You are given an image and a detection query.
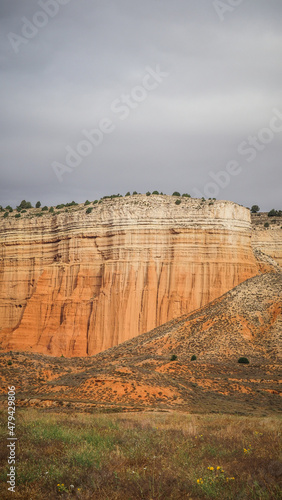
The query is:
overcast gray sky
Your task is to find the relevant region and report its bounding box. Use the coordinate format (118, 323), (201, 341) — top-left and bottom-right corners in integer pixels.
(1, 0), (281, 210)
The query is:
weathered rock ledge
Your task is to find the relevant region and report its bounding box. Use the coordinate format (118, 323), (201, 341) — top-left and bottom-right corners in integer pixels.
(0, 196), (260, 356)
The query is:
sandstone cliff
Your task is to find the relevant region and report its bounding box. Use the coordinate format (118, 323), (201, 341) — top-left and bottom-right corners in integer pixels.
(0, 196), (259, 356)
(251, 213), (282, 267)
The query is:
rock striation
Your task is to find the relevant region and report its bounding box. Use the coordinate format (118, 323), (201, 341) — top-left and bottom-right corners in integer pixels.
(251, 214), (282, 268)
(0, 196), (259, 356)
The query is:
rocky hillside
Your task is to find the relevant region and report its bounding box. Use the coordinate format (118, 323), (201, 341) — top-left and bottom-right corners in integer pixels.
(0, 195), (259, 357)
(0, 251), (280, 414)
(251, 212), (282, 267)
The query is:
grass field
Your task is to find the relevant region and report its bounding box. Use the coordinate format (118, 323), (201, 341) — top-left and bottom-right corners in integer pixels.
(0, 409), (281, 499)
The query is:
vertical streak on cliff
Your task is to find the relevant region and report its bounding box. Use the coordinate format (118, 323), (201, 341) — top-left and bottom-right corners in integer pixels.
(86, 301), (93, 355)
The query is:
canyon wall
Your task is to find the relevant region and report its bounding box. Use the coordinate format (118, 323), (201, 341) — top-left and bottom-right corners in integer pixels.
(251, 214), (282, 267)
(0, 196), (259, 356)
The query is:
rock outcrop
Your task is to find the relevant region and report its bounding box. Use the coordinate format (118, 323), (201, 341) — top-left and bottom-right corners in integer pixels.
(0, 196), (259, 356)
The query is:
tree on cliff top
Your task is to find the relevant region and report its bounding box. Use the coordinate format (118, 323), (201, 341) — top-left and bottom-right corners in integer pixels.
(251, 205), (260, 213)
(17, 200), (33, 210)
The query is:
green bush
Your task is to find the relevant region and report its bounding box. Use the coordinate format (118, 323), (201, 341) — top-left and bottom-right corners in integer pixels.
(175, 199), (181, 205)
(49, 207), (54, 213)
(182, 193), (191, 198)
(36, 201), (41, 208)
(125, 192), (130, 196)
(65, 201), (78, 207)
(84, 200), (91, 205)
(268, 209), (282, 217)
(5, 206), (13, 212)
(132, 191), (138, 195)
(93, 200), (98, 204)
(41, 206), (48, 211)
(251, 205), (260, 213)
(238, 357), (249, 364)
(17, 200), (32, 210)
(15, 213), (21, 218)
(172, 191), (180, 196)
(3, 212), (9, 218)
(191, 355), (197, 361)
(264, 222), (269, 228)
(86, 207), (93, 214)
(152, 190), (159, 195)
(8, 360), (12, 366)
(201, 197), (205, 202)
(146, 191), (151, 196)
(170, 354), (177, 361)
(56, 204), (65, 209)
(21, 209), (27, 213)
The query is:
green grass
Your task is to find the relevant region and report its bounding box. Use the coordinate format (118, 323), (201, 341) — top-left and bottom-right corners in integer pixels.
(0, 410), (281, 499)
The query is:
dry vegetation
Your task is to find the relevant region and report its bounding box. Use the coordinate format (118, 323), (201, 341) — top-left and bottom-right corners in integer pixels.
(0, 409), (281, 499)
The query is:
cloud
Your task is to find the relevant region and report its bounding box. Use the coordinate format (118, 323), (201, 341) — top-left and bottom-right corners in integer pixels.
(0, 0), (281, 210)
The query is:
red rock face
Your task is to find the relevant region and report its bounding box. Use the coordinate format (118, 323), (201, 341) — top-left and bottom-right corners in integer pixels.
(0, 196), (259, 357)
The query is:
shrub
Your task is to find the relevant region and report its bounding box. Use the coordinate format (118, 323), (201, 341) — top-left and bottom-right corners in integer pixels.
(84, 200), (91, 205)
(86, 207), (93, 214)
(15, 213), (21, 218)
(41, 206), (48, 211)
(5, 206), (13, 212)
(172, 191), (180, 196)
(251, 205), (260, 213)
(21, 209), (27, 213)
(36, 201), (41, 208)
(65, 201), (78, 207)
(264, 222), (269, 228)
(182, 193), (191, 198)
(146, 191), (151, 196)
(201, 197), (205, 202)
(93, 200), (98, 204)
(3, 212), (9, 218)
(49, 207), (54, 213)
(175, 199), (181, 205)
(17, 200), (32, 210)
(0, 206), (3, 212)
(56, 204), (65, 209)
(132, 191), (138, 195)
(8, 360), (12, 366)
(267, 209), (282, 217)
(191, 355), (197, 361)
(238, 357), (249, 364)
(125, 192), (130, 196)
(170, 354), (177, 361)
(152, 190), (159, 195)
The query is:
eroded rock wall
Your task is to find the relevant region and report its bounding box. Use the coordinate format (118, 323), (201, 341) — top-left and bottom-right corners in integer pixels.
(0, 196), (259, 356)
